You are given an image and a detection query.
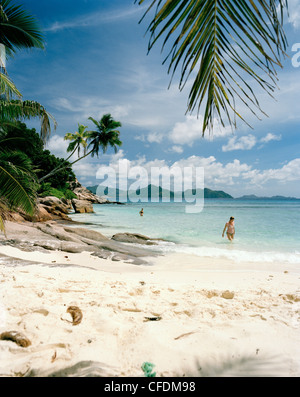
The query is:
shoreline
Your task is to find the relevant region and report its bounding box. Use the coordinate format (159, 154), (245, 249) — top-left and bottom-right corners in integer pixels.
(0, 220), (299, 377)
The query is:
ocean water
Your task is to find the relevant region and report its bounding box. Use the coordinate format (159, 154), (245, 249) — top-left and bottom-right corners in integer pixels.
(69, 199), (300, 265)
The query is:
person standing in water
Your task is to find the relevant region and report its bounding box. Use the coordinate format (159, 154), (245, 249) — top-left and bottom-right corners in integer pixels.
(222, 217), (235, 241)
(139, 208), (144, 216)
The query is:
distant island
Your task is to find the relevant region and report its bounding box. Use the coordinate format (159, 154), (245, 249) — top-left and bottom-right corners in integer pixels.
(87, 185), (300, 202)
(236, 194), (300, 201)
(87, 184), (233, 201)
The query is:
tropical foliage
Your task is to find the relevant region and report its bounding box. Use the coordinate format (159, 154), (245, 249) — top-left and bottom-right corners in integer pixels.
(0, 0), (56, 232)
(64, 124), (90, 159)
(0, 133), (37, 234)
(39, 114), (123, 183)
(2, 122), (76, 196)
(88, 114), (122, 157)
(0, 99), (57, 142)
(0, 0), (56, 142)
(135, 0), (288, 135)
(0, 0), (44, 56)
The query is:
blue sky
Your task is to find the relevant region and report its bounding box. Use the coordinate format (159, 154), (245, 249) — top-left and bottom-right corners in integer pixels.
(7, 0), (300, 198)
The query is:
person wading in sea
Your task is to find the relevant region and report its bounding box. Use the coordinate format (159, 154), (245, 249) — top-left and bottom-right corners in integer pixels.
(222, 217), (235, 241)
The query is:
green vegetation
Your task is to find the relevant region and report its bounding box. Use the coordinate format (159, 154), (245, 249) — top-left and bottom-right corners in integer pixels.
(0, 0), (54, 232)
(0, 0), (291, 232)
(86, 184), (233, 201)
(0, 129), (36, 234)
(0, 112), (123, 233)
(1, 122), (76, 200)
(136, 0), (288, 135)
(0, 0), (56, 141)
(39, 114), (122, 183)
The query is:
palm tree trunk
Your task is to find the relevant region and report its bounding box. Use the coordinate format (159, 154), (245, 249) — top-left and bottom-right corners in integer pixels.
(0, 44), (6, 72)
(38, 147), (77, 183)
(38, 149), (93, 183)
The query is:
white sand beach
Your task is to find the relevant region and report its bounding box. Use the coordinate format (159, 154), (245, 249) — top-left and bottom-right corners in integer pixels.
(0, 221), (299, 377)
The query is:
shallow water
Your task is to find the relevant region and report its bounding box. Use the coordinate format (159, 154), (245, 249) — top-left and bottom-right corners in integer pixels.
(69, 199), (300, 265)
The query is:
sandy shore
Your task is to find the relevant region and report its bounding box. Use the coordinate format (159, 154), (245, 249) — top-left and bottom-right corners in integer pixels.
(0, 221), (299, 377)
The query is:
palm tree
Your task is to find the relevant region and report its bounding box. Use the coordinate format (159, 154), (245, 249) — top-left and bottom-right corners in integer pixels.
(0, 143), (36, 235)
(64, 124), (90, 159)
(87, 114), (122, 157)
(135, 0), (288, 135)
(38, 124), (90, 183)
(0, 0), (56, 233)
(39, 114), (123, 183)
(0, 0), (56, 142)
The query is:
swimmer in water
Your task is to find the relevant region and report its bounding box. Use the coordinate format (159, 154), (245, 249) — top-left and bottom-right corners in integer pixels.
(222, 216), (235, 241)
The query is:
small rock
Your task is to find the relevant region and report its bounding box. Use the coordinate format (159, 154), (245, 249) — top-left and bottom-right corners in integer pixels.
(71, 199), (94, 214)
(221, 290), (235, 299)
(112, 232), (162, 245)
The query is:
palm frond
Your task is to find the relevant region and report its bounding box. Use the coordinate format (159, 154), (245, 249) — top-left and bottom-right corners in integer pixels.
(136, 0), (288, 135)
(0, 70), (21, 99)
(0, 99), (57, 142)
(87, 114), (122, 157)
(64, 124), (89, 156)
(0, 0), (44, 55)
(0, 149), (36, 217)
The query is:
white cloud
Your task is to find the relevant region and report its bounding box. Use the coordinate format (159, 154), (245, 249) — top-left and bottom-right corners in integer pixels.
(45, 5), (147, 32)
(50, 97), (130, 121)
(72, 162), (96, 178)
(97, 154), (252, 190)
(147, 132), (163, 144)
(260, 133), (282, 144)
(287, 0), (300, 29)
(169, 115), (232, 146)
(243, 158), (300, 186)
(72, 150), (300, 197)
(170, 146), (184, 154)
(222, 135), (257, 152)
(46, 134), (69, 158)
(222, 132), (282, 152)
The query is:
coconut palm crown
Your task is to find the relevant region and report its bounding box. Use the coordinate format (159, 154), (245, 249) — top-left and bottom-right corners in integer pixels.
(88, 114), (122, 157)
(136, 0), (288, 135)
(64, 124), (90, 159)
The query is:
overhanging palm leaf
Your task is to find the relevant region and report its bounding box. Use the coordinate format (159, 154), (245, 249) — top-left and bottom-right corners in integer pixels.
(0, 70), (21, 98)
(0, 0), (44, 56)
(0, 1), (55, 143)
(0, 98), (57, 142)
(136, 0), (288, 135)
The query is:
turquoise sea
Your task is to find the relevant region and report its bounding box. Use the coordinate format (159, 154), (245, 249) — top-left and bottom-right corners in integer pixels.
(69, 199), (300, 265)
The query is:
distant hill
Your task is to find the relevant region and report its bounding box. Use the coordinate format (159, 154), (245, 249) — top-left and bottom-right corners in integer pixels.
(204, 188), (233, 199)
(86, 184), (233, 201)
(236, 194), (300, 201)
